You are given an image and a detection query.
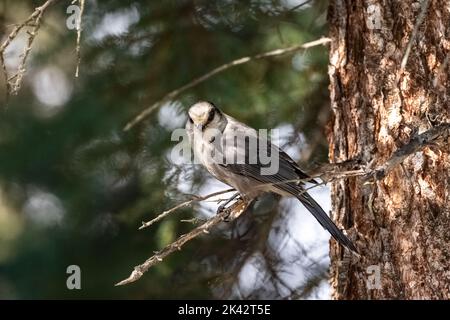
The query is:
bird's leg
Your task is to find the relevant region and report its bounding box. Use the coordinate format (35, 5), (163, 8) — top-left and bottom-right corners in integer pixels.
(217, 192), (241, 220)
(217, 192), (241, 213)
(222, 198), (253, 222)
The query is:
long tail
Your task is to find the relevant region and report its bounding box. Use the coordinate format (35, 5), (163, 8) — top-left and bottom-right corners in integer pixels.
(296, 191), (357, 253)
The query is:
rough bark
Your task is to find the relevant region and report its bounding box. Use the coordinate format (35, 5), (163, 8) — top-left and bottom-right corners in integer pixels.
(327, 0), (450, 299)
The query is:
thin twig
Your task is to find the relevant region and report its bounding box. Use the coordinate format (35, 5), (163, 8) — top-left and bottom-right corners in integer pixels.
(139, 188), (235, 230)
(399, 0), (429, 73)
(0, 0), (56, 53)
(288, 0), (313, 12)
(75, 0), (85, 78)
(180, 217), (205, 224)
(0, 0), (58, 96)
(138, 170), (361, 232)
(123, 37), (331, 131)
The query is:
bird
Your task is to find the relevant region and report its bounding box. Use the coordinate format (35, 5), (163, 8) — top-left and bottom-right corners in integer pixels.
(185, 101), (357, 252)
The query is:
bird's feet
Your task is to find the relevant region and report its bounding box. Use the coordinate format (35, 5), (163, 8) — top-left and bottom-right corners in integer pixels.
(216, 192), (241, 221)
(217, 202), (237, 222)
(219, 207), (232, 222)
(218, 197), (252, 222)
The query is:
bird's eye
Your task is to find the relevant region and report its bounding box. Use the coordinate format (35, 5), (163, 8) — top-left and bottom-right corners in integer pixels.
(188, 116), (194, 124)
(207, 109), (215, 122)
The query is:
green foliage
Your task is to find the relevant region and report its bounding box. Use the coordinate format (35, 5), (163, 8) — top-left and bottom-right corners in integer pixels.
(0, 0), (329, 299)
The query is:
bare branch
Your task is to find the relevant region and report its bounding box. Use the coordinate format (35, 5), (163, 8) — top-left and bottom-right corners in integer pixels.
(0, 0), (58, 96)
(287, 0), (313, 12)
(116, 199), (251, 286)
(0, 0), (57, 53)
(123, 37), (331, 131)
(75, 0), (85, 78)
(433, 52), (450, 88)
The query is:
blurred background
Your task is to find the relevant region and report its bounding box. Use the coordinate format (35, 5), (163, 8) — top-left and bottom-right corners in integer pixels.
(0, 0), (332, 299)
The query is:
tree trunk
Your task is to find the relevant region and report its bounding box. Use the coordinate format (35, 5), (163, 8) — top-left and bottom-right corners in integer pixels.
(327, 0), (450, 299)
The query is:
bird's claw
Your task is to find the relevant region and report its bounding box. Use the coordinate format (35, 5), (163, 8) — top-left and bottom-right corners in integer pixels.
(216, 193), (241, 222)
(217, 203), (226, 214)
(217, 205), (232, 222)
(222, 208), (232, 222)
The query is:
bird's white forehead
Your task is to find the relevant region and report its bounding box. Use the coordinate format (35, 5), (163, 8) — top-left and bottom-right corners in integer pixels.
(188, 102), (213, 119)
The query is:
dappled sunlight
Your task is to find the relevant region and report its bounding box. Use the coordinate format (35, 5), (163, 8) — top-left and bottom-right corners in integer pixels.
(90, 6), (140, 42)
(22, 187), (65, 227)
(31, 66), (73, 117)
(158, 101), (187, 131)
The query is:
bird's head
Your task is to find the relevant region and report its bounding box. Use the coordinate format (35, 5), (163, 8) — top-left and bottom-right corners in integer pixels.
(187, 101), (224, 131)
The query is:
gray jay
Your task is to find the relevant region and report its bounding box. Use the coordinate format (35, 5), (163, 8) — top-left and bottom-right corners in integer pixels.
(186, 101), (356, 252)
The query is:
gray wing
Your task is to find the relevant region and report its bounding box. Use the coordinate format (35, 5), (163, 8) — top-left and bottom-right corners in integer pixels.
(219, 131), (356, 252)
(219, 130), (317, 187)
